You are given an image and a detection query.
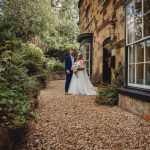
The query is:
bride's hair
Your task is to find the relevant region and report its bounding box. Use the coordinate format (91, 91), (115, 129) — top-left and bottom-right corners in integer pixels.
(77, 54), (83, 60)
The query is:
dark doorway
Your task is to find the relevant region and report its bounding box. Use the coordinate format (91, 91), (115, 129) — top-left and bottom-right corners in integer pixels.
(103, 38), (112, 83)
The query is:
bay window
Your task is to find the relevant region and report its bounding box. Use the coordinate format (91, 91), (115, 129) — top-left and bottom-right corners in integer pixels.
(80, 43), (91, 76)
(126, 0), (150, 89)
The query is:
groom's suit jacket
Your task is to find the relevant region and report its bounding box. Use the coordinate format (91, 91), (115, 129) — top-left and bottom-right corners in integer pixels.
(65, 55), (75, 71)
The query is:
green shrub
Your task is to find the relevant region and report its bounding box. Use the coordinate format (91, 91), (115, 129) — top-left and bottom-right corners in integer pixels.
(0, 86), (29, 128)
(96, 62), (124, 106)
(36, 74), (47, 89)
(96, 85), (118, 106)
(0, 40), (40, 129)
(52, 62), (65, 71)
(0, 72), (38, 128)
(47, 58), (64, 72)
(21, 42), (47, 76)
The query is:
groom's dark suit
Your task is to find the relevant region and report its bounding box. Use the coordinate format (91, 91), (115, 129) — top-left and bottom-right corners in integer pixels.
(65, 55), (75, 92)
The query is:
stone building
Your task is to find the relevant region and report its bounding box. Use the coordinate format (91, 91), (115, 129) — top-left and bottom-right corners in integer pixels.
(78, 0), (150, 116)
(78, 0), (125, 82)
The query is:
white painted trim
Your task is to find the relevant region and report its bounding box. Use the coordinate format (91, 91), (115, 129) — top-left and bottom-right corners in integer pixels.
(80, 43), (91, 76)
(128, 83), (150, 89)
(127, 36), (150, 46)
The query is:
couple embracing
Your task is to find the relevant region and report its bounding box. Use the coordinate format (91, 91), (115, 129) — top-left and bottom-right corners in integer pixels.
(64, 50), (97, 95)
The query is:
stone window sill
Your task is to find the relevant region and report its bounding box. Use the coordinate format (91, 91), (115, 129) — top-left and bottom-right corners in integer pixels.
(118, 86), (150, 102)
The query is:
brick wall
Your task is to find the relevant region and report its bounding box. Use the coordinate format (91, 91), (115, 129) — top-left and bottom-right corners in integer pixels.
(79, 0), (125, 82)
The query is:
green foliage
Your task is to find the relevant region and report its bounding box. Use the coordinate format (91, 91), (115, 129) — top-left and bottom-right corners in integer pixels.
(0, 86), (29, 128)
(46, 48), (68, 62)
(36, 74), (47, 89)
(47, 58), (64, 71)
(52, 62), (64, 72)
(0, 40), (40, 128)
(46, 46), (78, 62)
(113, 62), (124, 87)
(96, 85), (118, 106)
(0, 0), (79, 130)
(21, 42), (47, 75)
(1, 0), (56, 41)
(96, 63), (124, 106)
(0, 0), (79, 51)
(0, 74), (38, 128)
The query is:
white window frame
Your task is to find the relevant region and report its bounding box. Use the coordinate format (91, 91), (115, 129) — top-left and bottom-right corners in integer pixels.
(126, 0), (150, 89)
(80, 43), (91, 76)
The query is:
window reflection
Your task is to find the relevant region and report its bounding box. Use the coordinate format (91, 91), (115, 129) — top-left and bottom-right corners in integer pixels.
(145, 63), (150, 85)
(136, 42), (144, 63)
(127, 23), (135, 43)
(129, 64), (135, 83)
(80, 44), (91, 76)
(134, 0), (142, 41)
(144, 0), (150, 14)
(129, 45), (135, 63)
(136, 64), (144, 84)
(127, 2), (134, 24)
(146, 40), (150, 62)
(144, 12), (150, 37)
(86, 52), (89, 60)
(135, 0), (142, 17)
(86, 62), (89, 68)
(135, 17), (142, 40)
(86, 44), (90, 53)
(126, 0), (150, 88)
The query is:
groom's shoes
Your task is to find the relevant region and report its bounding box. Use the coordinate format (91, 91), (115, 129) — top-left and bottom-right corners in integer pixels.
(65, 92), (68, 95)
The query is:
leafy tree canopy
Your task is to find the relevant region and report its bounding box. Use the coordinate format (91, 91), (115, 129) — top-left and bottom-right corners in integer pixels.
(0, 0), (79, 51)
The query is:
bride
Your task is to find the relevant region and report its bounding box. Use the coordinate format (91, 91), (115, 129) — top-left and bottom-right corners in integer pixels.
(68, 52), (97, 95)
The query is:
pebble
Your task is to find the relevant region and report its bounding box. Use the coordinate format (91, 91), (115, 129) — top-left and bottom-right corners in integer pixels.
(15, 80), (150, 150)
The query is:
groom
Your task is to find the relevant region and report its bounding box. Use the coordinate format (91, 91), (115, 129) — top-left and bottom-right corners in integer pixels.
(64, 50), (75, 94)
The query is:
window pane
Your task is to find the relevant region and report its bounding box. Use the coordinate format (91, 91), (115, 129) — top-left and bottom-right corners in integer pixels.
(126, 2), (134, 24)
(135, 0), (142, 17)
(146, 40), (150, 62)
(134, 0), (142, 40)
(86, 44), (90, 53)
(134, 17), (142, 40)
(127, 23), (135, 43)
(129, 45), (135, 63)
(144, 12), (150, 37)
(86, 68), (90, 75)
(144, 0), (150, 14)
(80, 45), (84, 55)
(86, 52), (90, 60)
(136, 64), (144, 84)
(86, 61), (89, 68)
(145, 63), (150, 85)
(136, 42), (144, 62)
(129, 64), (135, 83)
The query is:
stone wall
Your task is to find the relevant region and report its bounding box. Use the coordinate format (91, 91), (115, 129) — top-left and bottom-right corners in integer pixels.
(79, 0), (125, 82)
(119, 94), (150, 117)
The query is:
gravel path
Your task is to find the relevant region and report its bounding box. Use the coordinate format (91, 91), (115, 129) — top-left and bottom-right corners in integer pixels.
(17, 80), (150, 150)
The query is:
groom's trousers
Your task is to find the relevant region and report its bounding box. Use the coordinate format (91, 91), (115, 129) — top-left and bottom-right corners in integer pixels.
(65, 71), (73, 92)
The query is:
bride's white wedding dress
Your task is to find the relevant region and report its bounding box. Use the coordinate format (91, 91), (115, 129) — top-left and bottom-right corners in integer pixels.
(68, 61), (97, 95)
